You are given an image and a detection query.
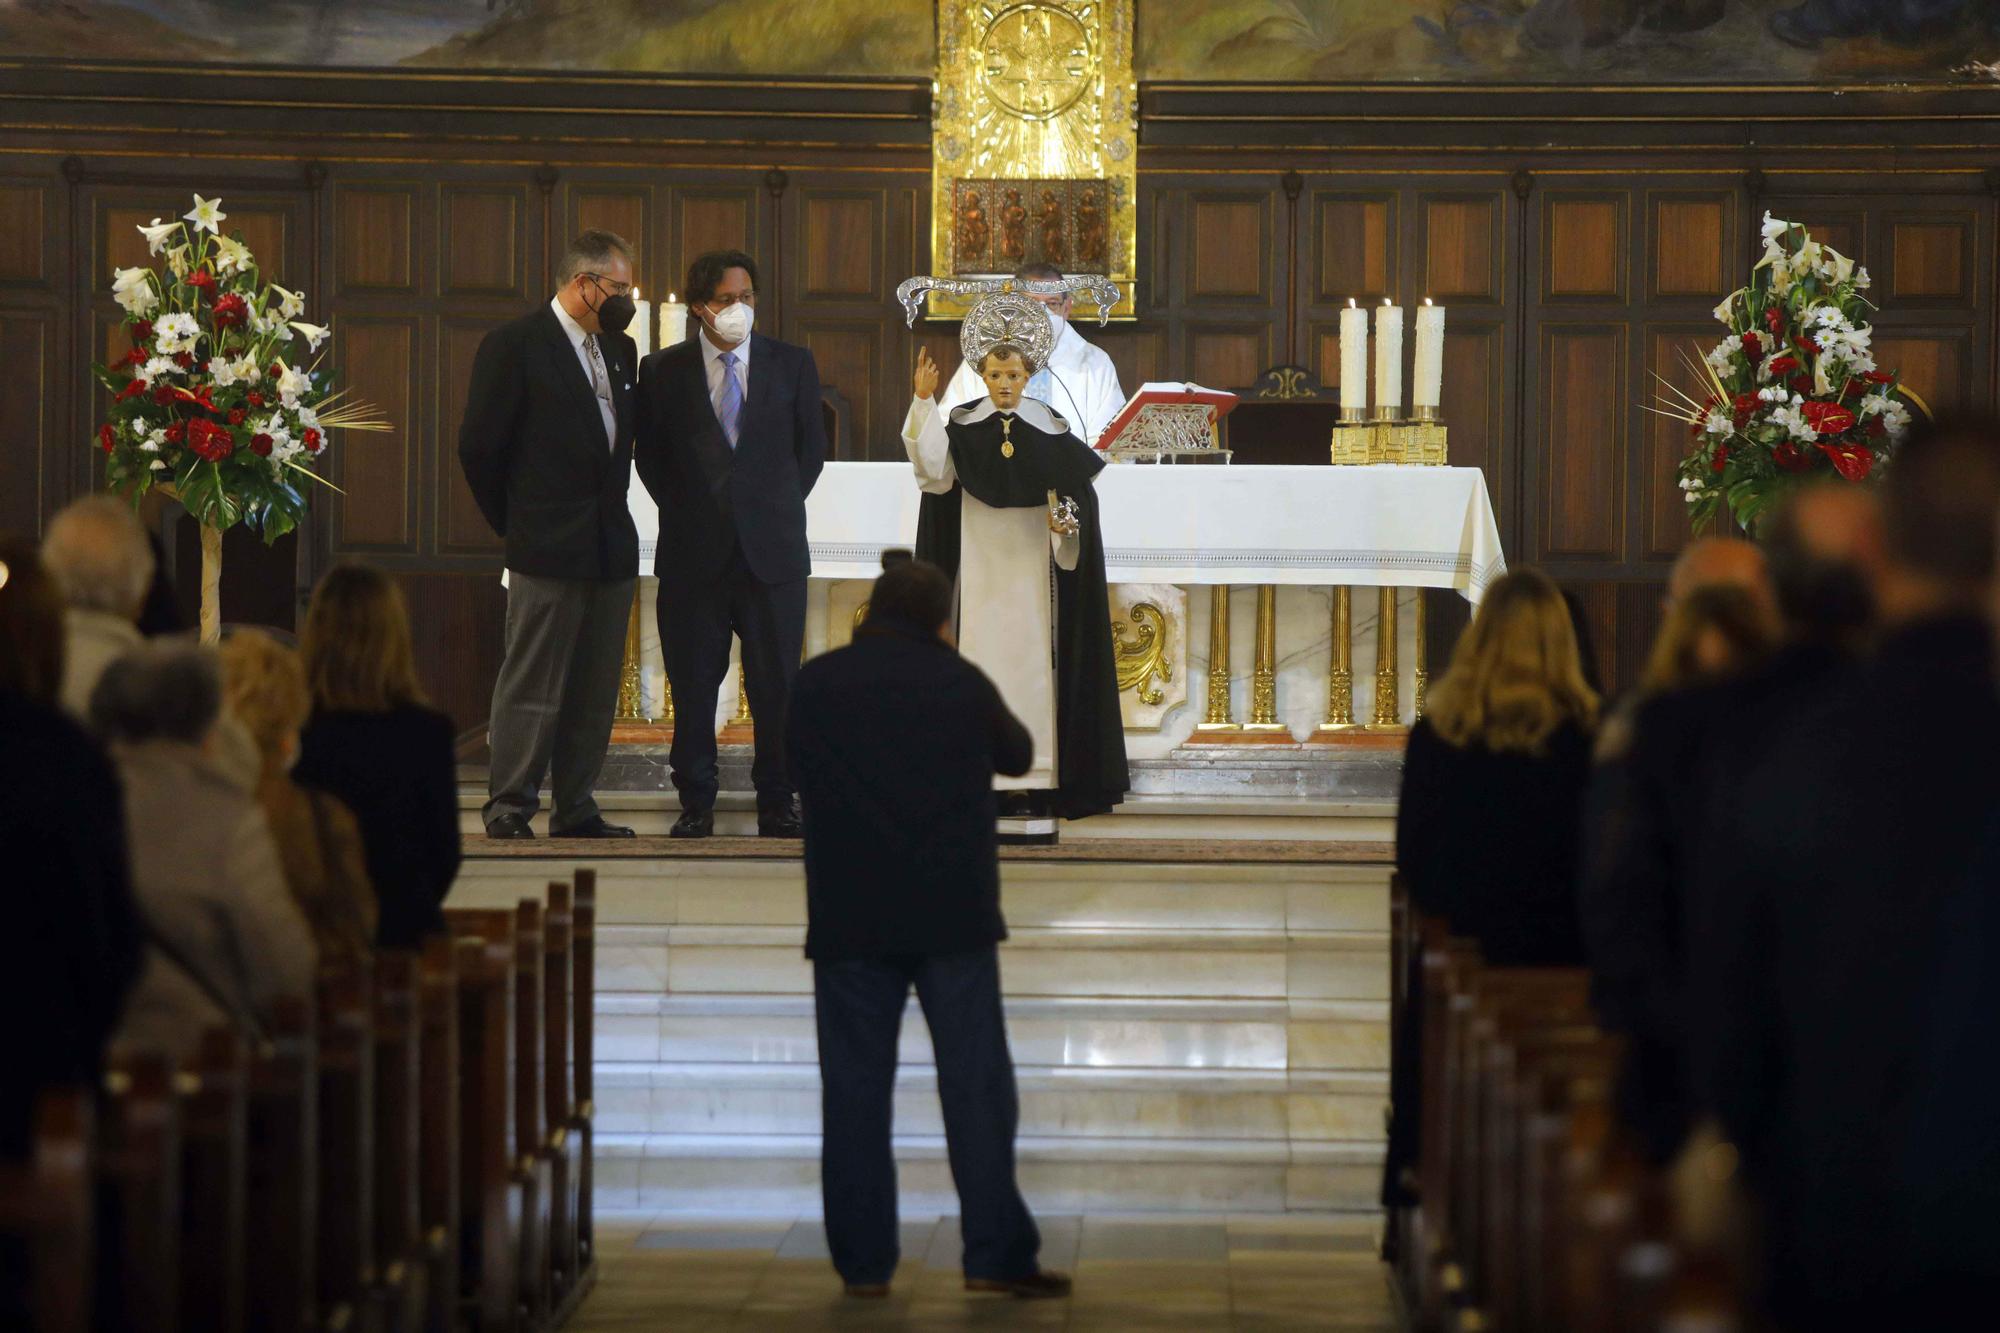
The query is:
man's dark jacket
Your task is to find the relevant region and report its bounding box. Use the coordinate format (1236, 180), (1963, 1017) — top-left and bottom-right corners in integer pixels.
(786, 617), (1033, 961)
(455, 304), (639, 581)
(633, 332), (827, 583)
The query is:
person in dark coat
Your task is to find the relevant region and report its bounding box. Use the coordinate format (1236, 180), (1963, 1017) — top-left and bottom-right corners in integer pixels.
(293, 563), (463, 950)
(785, 554), (1069, 1302)
(457, 228), (640, 841)
(635, 248), (827, 840)
(1695, 417), (2000, 1331)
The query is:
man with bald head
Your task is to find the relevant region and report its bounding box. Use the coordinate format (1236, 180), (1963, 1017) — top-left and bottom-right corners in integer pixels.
(1667, 534), (1776, 620)
(41, 495), (156, 718)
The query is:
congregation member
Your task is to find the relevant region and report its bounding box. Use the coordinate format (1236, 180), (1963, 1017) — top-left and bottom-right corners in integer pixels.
(294, 563), (462, 950)
(0, 542), (141, 1154)
(938, 261), (1127, 446)
(636, 248), (827, 839)
(93, 641), (315, 1061)
(1697, 417), (2000, 1330)
(219, 629), (376, 964)
(787, 554), (1070, 1301)
(459, 229), (641, 841)
(40, 494), (153, 718)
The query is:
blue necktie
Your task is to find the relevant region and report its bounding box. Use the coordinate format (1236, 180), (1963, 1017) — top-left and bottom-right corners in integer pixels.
(718, 350), (742, 447)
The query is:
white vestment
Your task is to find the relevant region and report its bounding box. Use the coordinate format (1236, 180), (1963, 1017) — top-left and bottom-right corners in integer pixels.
(902, 395), (1081, 791)
(940, 322), (1126, 448)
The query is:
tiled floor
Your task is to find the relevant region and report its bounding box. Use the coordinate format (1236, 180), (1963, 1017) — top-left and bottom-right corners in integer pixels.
(573, 1211), (1404, 1330)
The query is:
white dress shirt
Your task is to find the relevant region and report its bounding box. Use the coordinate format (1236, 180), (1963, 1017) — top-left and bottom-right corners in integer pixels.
(549, 295), (617, 448)
(698, 325), (751, 447)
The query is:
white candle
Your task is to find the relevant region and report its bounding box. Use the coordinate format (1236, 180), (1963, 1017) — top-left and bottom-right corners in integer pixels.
(660, 293), (688, 348)
(630, 287), (652, 360)
(1374, 299), (1404, 416)
(1413, 298), (1445, 411)
(1339, 298), (1368, 415)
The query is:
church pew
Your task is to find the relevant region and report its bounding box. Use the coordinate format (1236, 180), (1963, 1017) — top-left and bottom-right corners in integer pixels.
(416, 935), (462, 1333)
(444, 915), (523, 1333)
(95, 1054), (182, 1333)
(245, 995), (318, 1333)
(371, 951), (426, 1332)
(512, 899), (555, 1327)
(178, 1026), (249, 1333)
(316, 964), (378, 1333)
(542, 881), (582, 1304)
(570, 869), (598, 1277)
(0, 1087), (94, 1333)
(1413, 934), (1483, 1326)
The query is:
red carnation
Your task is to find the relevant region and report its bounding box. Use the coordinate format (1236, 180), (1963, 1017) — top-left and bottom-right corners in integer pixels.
(1741, 331), (1764, 363)
(151, 383), (176, 406)
(1802, 401), (1856, 435)
(227, 407), (246, 425)
(98, 423), (115, 453)
(249, 432), (274, 457)
(132, 320), (154, 341)
(1773, 441), (1811, 473)
(1817, 441), (1875, 482)
(1732, 391), (1759, 423)
(303, 427), (322, 453)
(1765, 307), (1786, 336)
(164, 421), (186, 444)
(1859, 370), (1894, 385)
(1790, 375), (1813, 395)
(173, 352), (195, 369)
(1768, 354), (1800, 376)
(246, 391), (264, 407)
(186, 268), (215, 292)
(115, 378), (148, 402)
(1867, 417), (1887, 439)
(1712, 445), (1729, 473)
(122, 346), (148, 368)
(212, 292), (248, 329)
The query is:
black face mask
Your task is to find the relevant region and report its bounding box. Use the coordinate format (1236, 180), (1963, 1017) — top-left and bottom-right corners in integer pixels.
(584, 276), (636, 334)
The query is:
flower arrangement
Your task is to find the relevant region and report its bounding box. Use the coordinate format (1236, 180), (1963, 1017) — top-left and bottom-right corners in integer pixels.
(1666, 213), (1912, 534)
(91, 193), (386, 640)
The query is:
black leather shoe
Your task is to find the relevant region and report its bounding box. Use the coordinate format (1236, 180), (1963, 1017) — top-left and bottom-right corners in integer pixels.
(669, 809), (714, 839)
(486, 813), (536, 840)
(758, 800), (803, 839)
(550, 815), (636, 839)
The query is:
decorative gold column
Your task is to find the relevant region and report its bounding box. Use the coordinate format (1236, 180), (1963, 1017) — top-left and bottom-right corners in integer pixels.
(732, 662), (752, 725)
(1316, 587), (1357, 732)
(615, 592), (648, 722)
(1194, 585), (1239, 733)
(718, 658), (754, 745)
(1246, 585), (1286, 731)
(1412, 589), (1429, 722)
(1369, 586), (1403, 729)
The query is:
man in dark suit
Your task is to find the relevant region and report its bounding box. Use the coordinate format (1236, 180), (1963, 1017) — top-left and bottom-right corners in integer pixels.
(1694, 417), (2000, 1330)
(786, 555), (1069, 1301)
(635, 248), (826, 838)
(458, 229), (640, 840)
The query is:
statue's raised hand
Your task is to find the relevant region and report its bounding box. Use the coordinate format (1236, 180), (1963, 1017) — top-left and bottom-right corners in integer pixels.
(914, 346), (940, 401)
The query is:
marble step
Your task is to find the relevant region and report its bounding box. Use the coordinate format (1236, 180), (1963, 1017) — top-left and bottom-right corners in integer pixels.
(596, 1131), (1383, 1215)
(597, 993), (1387, 1075)
(593, 1060), (1387, 1144)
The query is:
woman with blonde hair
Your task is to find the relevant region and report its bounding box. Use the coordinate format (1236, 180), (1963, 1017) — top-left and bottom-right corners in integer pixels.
(294, 563), (462, 948)
(1396, 567), (1599, 965)
(218, 629), (376, 962)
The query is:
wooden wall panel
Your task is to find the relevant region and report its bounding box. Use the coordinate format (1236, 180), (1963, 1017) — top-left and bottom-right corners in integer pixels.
(1187, 325), (1270, 392)
(1888, 217), (1969, 301)
(676, 189), (756, 293)
(438, 320), (503, 552)
(1643, 326), (1711, 561)
(1312, 194), (1396, 303)
(1875, 334), (1966, 414)
(1544, 196), (1624, 300)
(335, 186), (415, 292)
(1097, 328), (1167, 396)
(101, 206), (167, 274)
(1189, 194), (1270, 302)
(1540, 326), (1626, 561)
(1440, 324), (1501, 479)
(331, 319), (416, 552)
(0, 184), (46, 284)
(799, 321), (882, 459)
(568, 187), (648, 280)
(441, 188), (523, 297)
(0, 314), (49, 536)
(1422, 197), (1498, 301)
(802, 192), (881, 299)
(398, 572), (506, 738)
(1650, 193), (1732, 298)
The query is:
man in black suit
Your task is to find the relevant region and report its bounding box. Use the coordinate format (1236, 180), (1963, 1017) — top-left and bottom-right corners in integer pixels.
(786, 555), (1069, 1301)
(635, 249), (826, 838)
(1694, 417), (2000, 1329)
(458, 229), (640, 840)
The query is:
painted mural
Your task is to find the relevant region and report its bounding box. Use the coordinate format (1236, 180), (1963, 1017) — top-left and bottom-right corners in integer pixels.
(0, 0), (1990, 82)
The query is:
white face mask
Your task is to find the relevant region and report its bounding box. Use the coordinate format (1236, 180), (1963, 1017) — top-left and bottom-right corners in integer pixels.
(1044, 310), (1067, 342)
(706, 301), (754, 343)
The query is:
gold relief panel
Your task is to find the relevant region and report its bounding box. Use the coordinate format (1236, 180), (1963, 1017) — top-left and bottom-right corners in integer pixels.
(1112, 582), (1187, 731)
(931, 0), (1136, 319)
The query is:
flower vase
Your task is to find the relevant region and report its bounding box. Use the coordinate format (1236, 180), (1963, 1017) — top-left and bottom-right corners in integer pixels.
(198, 521), (223, 644)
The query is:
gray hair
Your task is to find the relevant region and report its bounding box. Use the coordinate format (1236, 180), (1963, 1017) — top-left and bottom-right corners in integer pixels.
(556, 228), (635, 287)
(42, 495), (155, 617)
(89, 640), (221, 745)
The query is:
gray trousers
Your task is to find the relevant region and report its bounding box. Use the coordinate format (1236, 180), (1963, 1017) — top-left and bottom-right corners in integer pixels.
(483, 571), (636, 831)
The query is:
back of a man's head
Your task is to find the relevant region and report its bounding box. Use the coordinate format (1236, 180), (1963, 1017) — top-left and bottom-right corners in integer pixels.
(1762, 484), (1883, 644)
(1878, 414), (2000, 615)
(865, 553), (953, 638)
(89, 640), (221, 746)
(1668, 536), (1774, 624)
(42, 495), (155, 620)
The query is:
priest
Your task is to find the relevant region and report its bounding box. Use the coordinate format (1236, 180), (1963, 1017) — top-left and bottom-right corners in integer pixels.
(938, 262), (1125, 446)
(902, 294), (1127, 822)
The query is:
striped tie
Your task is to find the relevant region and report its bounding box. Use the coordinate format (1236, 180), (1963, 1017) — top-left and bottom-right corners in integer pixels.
(718, 349), (742, 447)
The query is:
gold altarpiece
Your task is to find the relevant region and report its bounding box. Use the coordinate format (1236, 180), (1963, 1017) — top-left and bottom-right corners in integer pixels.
(928, 0), (1137, 318)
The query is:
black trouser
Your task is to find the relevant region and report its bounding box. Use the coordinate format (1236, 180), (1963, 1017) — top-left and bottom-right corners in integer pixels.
(813, 947), (1040, 1287)
(657, 543), (805, 813)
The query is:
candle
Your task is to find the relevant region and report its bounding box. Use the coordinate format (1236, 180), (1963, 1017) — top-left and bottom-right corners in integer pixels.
(1374, 298), (1404, 417)
(1413, 298), (1445, 412)
(660, 293), (688, 348)
(1339, 298), (1368, 418)
(630, 287), (652, 360)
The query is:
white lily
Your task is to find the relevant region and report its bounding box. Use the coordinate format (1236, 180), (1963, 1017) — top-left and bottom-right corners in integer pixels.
(136, 217), (180, 255)
(229, 355), (263, 385)
(1823, 248), (1855, 286)
(211, 233), (253, 276)
(274, 360), (313, 409)
(183, 194), (226, 235)
(1761, 211), (1792, 246)
(111, 266), (157, 315)
(270, 284), (305, 320)
(290, 320), (330, 353)
(166, 246), (190, 280)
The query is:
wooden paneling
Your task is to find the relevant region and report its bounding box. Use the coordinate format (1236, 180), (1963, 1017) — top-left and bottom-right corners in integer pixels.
(1544, 196), (1624, 300)
(676, 190), (755, 294)
(1540, 326), (1626, 561)
(798, 321), (881, 459)
(1188, 195), (1270, 301)
(1650, 193), (1732, 298)
(438, 320), (503, 552)
(1313, 194), (1395, 303)
(1875, 334), (1965, 414)
(1187, 325), (1269, 391)
(397, 572), (506, 737)
(336, 187), (415, 292)
(802, 192), (880, 299)
(0, 314), (49, 535)
(227, 210), (290, 284)
(1096, 328), (1167, 396)
(0, 184), (45, 284)
(568, 189), (646, 260)
(332, 319), (416, 552)
(1643, 326), (1712, 561)
(441, 188), (523, 297)
(1440, 324), (1501, 480)
(1888, 218), (1968, 300)
(1422, 197), (1498, 301)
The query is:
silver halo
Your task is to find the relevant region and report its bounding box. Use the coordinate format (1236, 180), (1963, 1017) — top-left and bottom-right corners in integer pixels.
(960, 292), (1055, 376)
(894, 272), (1121, 328)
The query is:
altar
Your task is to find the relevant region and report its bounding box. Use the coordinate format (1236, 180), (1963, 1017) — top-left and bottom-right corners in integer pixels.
(622, 460), (1504, 780)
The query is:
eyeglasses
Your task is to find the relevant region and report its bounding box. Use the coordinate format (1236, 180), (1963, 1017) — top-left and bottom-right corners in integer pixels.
(705, 290), (756, 308)
(582, 273), (632, 297)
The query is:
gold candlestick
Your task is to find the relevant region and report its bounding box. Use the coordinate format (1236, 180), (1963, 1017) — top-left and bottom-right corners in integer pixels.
(1369, 586), (1403, 729)
(1246, 585), (1285, 731)
(1412, 590), (1429, 722)
(732, 660), (752, 725)
(1196, 585), (1240, 732)
(615, 591), (647, 721)
(1317, 586), (1356, 731)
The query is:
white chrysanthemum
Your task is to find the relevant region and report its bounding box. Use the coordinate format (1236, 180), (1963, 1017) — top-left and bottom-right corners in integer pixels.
(208, 357), (241, 387)
(141, 356), (180, 381)
(152, 312), (199, 355)
(112, 266), (157, 315)
(136, 217), (179, 255)
(274, 360), (312, 409)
